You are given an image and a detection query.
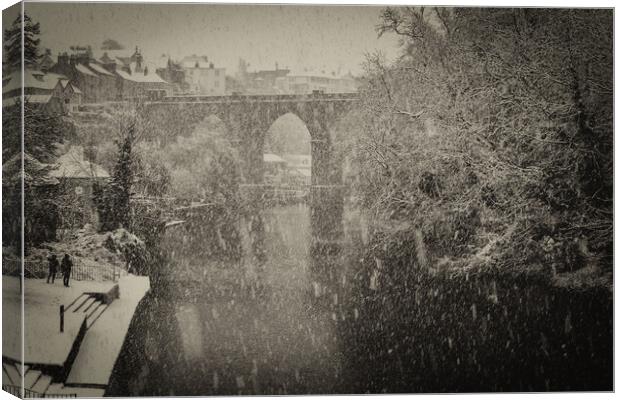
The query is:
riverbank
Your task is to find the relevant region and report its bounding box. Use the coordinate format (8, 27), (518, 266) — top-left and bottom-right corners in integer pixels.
(338, 260), (613, 392)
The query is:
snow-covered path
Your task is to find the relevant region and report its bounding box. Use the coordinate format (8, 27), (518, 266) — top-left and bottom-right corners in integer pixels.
(65, 275), (149, 387)
(2, 277), (115, 365)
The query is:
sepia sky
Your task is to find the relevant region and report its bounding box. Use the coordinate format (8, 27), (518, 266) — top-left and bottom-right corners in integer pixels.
(6, 2), (400, 76)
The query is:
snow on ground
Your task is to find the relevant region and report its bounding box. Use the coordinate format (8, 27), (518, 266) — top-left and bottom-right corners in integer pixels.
(66, 275), (150, 387)
(2, 277), (116, 365)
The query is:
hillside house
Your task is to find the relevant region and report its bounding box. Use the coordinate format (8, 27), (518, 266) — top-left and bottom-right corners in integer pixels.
(2, 69), (81, 113)
(181, 55), (226, 95)
(49, 146), (110, 226)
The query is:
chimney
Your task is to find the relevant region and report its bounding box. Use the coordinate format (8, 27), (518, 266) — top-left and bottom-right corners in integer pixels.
(275, 62), (278, 71)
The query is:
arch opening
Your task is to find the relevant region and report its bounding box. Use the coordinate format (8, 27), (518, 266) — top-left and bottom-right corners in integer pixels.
(262, 112), (311, 188)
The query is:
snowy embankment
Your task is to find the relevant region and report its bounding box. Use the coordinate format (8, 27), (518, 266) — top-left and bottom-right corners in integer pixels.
(3, 226), (146, 281)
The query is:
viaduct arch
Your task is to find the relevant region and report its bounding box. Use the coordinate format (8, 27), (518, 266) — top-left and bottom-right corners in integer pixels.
(145, 92), (359, 304)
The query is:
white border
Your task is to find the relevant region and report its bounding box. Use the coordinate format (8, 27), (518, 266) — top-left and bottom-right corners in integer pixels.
(0, 1), (616, 400)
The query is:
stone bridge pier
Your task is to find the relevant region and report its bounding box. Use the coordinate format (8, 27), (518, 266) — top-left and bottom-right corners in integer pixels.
(144, 93), (358, 307)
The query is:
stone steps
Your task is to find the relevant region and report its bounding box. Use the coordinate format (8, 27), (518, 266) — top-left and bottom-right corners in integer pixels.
(3, 363), (20, 386)
(86, 303), (108, 328)
(2, 359), (86, 398)
(65, 293), (108, 329)
(2, 360), (55, 397)
(2, 282), (126, 397)
(24, 369), (42, 389)
(30, 374), (52, 394)
(77, 296), (97, 313)
(65, 293), (88, 313)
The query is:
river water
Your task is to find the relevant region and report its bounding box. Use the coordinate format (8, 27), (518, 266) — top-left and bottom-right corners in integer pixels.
(107, 204), (362, 396)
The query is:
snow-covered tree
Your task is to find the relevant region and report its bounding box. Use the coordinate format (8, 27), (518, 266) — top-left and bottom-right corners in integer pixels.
(3, 12), (41, 72)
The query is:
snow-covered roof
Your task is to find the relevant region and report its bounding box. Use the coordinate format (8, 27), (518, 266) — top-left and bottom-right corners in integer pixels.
(58, 79), (82, 94)
(116, 69), (168, 84)
(3, 70), (68, 94)
(69, 84), (82, 94)
(49, 146), (110, 179)
(75, 63), (97, 77)
(263, 153), (287, 163)
(88, 63), (114, 76)
(3, 153), (59, 186)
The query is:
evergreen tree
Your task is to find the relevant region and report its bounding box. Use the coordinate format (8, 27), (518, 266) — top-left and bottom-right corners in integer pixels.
(2, 100), (68, 252)
(3, 100), (70, 164)
(2, 12), (64, 251)
(95, 123), (136, 231)
(3, 13), (41, 72)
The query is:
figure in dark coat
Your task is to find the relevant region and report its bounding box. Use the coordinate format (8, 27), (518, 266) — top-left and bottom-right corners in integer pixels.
(61, 254), (73, 287)
(47, 254), (59, 284)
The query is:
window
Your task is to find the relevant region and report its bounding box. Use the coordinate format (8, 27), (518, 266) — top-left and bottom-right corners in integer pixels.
(215, 69), (220, 77)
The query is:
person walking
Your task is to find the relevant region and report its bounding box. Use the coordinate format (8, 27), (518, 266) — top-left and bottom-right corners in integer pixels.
(61, 254), (73, 287)
(46, 254), (59, 284)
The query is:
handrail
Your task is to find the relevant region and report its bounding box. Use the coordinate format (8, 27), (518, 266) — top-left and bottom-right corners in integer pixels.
(42, 393), (78, 398)
(71, 259), (118, 283)
(2, 258), (47, 279)
(2, 257), (118, 283)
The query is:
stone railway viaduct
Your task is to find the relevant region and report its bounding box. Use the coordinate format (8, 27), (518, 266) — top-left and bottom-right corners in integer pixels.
(144, 92), (358, 184)
(144, 92), (360, 301)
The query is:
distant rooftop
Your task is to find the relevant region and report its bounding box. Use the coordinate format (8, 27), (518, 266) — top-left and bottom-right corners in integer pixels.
(3, 69), (68, 94)
(116, 68), (168, 84)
